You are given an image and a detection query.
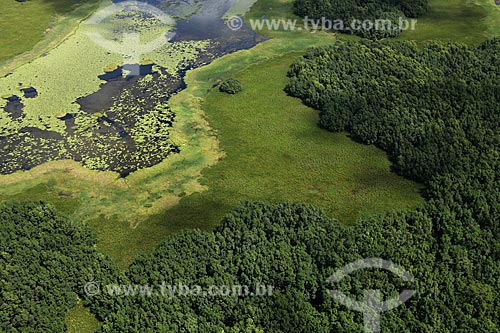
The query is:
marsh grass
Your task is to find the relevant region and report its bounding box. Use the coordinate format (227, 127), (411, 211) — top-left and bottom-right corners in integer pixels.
(65, 303), (99, 333)
(0, 0), (100, 75)
(0, 0), (497, 268)
(138, 51), (423, 243)
(77, 47), (423, 269)
(398, 0), (500, 44)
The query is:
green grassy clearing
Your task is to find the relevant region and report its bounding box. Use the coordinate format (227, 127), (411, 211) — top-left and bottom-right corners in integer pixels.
(141, 51), (423, 233)
(82, 43), (423, 269)
(0, 0), (99, 75)
(84, 33), (344, 268)
(399, 0), (500, 44)
(65, 303), (99, 333)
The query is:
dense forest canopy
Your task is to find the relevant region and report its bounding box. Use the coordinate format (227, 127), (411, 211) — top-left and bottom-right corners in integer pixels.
(3, 198), (499, 332)
(294, 0), (428, 38)
(4, 39), (500, 331)
(0, 201), (115, 332)
(84, 198), (500, 332)
(86, 202), (423, 332)
(286, 39), (500, 184)
(284, 38), (500, 330)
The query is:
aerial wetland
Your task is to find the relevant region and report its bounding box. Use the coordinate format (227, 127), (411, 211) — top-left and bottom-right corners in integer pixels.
(2, 0), (500, 331)
(0, 0), (261, 176)
(0, 0), (429, 267)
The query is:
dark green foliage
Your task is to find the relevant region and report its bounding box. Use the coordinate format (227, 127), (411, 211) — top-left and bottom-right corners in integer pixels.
(89, 203), (332, 332)
(284, 38), (500, 330)
(88, 198), (500, 332)
(293, 0), (428, 38)
(0, 201), (115, 333)
(83, 40), (500, 330)
(219, 78), (243, 94)
(357, 10), (404, 39)
(286, 39), (500, 182)
(6, 38), (500, 332)
(395, 0), (428, 17)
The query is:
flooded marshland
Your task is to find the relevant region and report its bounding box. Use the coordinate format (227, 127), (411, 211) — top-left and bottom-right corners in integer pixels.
(0, 0), (262, 176)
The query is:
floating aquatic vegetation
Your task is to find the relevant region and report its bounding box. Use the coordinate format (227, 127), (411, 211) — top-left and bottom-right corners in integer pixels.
(2, 94), (19, 102)
(0, 0), (262, 176)
(0, 65), (183, 176)
(140, 59), (154, 65)
(56, 112), (70, 120)
(99, 65), (123, 81)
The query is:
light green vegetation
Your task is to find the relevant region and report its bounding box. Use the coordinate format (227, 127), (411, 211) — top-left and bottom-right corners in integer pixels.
(0, 0), (100, 76)
(142, 50), (423, 238)
(223, 0), (259, 18)
(399, 0), (500, 44)
(473, 0), (500, 36)
(0, 0), (207, 137)
(1, 0), (498, 268)
(0, 0), (341, 268)
(0, 0), (211, 175)
(65, 304), (99, 333)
